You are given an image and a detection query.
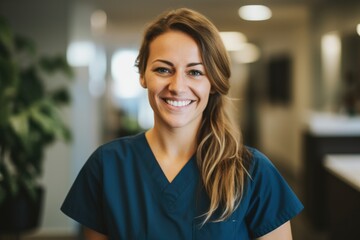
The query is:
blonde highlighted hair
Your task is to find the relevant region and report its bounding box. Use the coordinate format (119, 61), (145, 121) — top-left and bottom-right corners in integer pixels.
(136, 8), (250, 223)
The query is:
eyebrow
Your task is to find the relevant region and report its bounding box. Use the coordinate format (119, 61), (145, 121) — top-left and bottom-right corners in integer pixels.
(152, 59), (203, 67)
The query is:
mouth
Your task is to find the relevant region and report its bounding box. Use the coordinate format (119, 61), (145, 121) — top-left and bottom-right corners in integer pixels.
(164, 99), (193, 107)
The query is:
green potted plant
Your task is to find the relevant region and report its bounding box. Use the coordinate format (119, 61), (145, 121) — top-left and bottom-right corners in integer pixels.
(0, 16), (73, 233)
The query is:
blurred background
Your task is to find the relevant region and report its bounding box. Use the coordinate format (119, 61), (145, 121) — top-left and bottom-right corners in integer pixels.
(0, 0), (359, 239)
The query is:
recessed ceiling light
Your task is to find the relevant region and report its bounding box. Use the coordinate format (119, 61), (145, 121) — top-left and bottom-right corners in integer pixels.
(91, 10), (107, 30)
(232, 43), (261, 64)
(219, 31), (247, 51)
(238, 5), (272, 21)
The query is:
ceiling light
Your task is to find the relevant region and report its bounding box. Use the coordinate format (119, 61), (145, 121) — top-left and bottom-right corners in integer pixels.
(357, 23), (360, 36)
(91, 9), (107, 35)
(91, 10), (107, 30)
(238, 5), (272, 21)
(219, 31), (247, 51)
(232, 43), (261, 64)
(321, 32), (341, 57)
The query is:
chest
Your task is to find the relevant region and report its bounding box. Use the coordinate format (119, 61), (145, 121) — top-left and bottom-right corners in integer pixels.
(100, 154), (252, 240)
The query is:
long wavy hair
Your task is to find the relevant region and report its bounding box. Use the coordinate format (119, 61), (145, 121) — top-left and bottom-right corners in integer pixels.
(136, 8), (250, 223)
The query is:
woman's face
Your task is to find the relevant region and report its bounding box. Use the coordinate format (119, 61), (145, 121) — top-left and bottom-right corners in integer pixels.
(141, 30), (211, 131)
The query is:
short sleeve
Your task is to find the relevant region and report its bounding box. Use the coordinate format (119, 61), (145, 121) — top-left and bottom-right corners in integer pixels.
(245, 148), (304, 238)
(61, 148), (106, 234)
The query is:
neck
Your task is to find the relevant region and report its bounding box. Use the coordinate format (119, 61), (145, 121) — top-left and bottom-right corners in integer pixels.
(146, 125), (198, 161)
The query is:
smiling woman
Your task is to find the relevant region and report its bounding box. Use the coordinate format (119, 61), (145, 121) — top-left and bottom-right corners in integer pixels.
(61, 8), (303, 240)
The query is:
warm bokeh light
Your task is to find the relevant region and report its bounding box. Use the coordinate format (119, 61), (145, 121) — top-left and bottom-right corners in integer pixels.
(357, 23), (360, 36)
(238, 5), (272, 21)
(219, 31), (247, 51)
(322, 32), (341, 57)
(91, 9), (107, 31)
(321, 32), (341, 111)
(232, 43), (261, 64)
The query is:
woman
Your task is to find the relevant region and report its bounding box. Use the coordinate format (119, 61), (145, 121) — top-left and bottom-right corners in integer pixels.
(61, 8), (303, 240)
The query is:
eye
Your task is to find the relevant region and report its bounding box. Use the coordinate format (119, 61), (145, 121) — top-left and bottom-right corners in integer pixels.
(188, 69), (204, 77)
(153, 67), (172, 75)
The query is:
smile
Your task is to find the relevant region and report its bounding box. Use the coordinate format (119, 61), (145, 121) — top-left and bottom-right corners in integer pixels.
(165, 99), (192, 107)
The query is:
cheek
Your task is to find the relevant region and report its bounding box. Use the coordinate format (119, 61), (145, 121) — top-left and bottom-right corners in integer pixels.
(199, 83), (212, 99)
(146, 83), (159, 99)
(196, 85), (212, 111)
(146, 87), (161, 111)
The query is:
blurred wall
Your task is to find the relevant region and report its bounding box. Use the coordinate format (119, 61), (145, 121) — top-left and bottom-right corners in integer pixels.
(253, 3), (360, 178)
(310, 3), (360, 111)
(215, 6), (313, 178)
(257, 13), (311, 178)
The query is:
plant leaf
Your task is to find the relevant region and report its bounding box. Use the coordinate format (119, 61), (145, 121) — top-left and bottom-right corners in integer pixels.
(29, 100), (71, 142)
(0, 16), (14, 57)
(18, 66), (45, 105)
(9, 112), (31, 151)
(39, 55), (73, 78)
(50, 88), (71, 105)
(14, 35), (36, 56)
(21, 176), (37, 202)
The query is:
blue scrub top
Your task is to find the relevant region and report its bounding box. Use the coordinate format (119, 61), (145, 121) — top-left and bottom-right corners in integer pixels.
(61, 132), (303, 239)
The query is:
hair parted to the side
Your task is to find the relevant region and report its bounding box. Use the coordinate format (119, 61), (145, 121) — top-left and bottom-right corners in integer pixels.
(136, 8), (251, 224)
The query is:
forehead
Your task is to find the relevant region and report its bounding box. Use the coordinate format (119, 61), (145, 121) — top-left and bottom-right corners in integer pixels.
(148, 30), (202, 62)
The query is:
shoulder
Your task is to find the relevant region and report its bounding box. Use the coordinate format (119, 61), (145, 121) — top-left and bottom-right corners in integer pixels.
(97, 132), (145, 152)
(94, 132), (146, 157)
(242, 146), (292, 196)
(241, 147), (304, 237)
(85, 132), (147, 169)
(244, 146), (276, 177)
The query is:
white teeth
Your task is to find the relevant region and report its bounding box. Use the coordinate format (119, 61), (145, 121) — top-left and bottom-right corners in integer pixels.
(166, 99), (191, 107)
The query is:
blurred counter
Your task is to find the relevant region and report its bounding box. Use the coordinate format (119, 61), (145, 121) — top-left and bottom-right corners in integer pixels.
(323, 154), (360, 240)
(307, 112), (360, 136)
(302, 112), (360, 230)
(324, 154), (360, 192)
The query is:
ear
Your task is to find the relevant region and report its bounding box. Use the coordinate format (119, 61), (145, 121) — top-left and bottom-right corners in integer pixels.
(140, 75), (147, 88)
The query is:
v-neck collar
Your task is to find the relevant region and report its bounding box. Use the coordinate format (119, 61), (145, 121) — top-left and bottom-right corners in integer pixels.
(139, 132), (198, 201)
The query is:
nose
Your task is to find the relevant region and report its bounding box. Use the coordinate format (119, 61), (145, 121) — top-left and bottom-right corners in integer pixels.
(168, 72), (187, 94)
